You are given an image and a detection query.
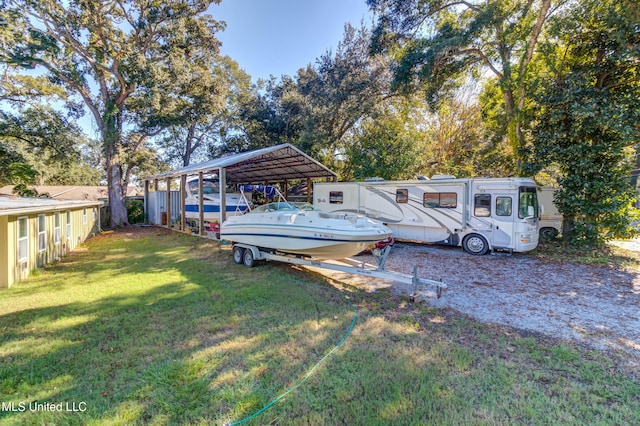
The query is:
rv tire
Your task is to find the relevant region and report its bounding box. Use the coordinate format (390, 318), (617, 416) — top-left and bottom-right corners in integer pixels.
(540, 227), (559, 240)
(233, 246), (245, 264)
(463, 234), (489, 255)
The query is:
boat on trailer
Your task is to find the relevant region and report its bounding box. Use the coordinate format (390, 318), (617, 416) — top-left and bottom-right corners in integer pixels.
(220, 189), (392, 260)
(221, 188), (446, 301)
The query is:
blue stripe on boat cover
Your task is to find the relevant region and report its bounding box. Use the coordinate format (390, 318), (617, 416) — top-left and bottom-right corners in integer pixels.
(185, 204), (247, 213)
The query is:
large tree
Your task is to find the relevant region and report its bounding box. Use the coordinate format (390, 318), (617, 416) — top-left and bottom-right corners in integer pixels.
(221, 75), (305, 155)
(531, 0), (640, 246)
(368, 0), (556, 173)
(297, 23), (391, 172)
(131, 50), (250, 168)
(3, 0), (223, 226)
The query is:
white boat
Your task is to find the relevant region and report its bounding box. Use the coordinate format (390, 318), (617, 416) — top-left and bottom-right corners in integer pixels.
(220, 200), (393, 259)
(184, 179), (250, 221)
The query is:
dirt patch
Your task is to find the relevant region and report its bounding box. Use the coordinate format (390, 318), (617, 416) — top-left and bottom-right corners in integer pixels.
(307, 242), (640, 359)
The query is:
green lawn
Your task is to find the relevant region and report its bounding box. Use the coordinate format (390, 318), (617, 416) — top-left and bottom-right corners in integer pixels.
(1, 227), (638, 425)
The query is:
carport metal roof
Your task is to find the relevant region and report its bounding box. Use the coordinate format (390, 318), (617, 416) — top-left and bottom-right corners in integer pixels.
(147, 143), (337, 184)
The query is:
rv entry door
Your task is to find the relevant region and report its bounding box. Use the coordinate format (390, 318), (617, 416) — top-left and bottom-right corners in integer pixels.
(492, 193), (515, 249)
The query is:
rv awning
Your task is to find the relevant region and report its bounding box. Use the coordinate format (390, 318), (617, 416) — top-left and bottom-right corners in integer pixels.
(147, 143), (337, 184)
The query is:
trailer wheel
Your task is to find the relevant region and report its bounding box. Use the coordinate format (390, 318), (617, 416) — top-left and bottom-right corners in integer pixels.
(463, 234), (489, 255)
(243, 248), (256, 267)
(540, 227), (559, 240)
(232, 246), (245, 264)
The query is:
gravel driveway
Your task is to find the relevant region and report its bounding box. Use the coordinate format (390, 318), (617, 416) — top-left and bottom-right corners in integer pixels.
(311, 242), (640, 358)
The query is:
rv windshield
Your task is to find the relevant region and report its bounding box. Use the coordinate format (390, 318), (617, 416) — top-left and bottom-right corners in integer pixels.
(518, 187), (539, 219)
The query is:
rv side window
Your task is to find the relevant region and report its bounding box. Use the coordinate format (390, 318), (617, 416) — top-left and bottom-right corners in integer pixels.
(440, 192), (457, 208)
(423, 192), (457, 208)
(496, 197), (512, 216)
(396, 189), (408, 203)
(474, 194), (491, 217)
(329, 191), (343, 204)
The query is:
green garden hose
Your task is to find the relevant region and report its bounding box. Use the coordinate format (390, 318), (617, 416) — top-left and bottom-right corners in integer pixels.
(224, 278), (357, 426)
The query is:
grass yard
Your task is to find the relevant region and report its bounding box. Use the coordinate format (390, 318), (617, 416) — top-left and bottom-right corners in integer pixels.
(1, 227), (639, 425)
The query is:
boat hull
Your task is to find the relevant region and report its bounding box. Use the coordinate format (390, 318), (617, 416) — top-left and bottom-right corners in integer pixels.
(221, 210), (392, 259)
(184, 195), (249, 221)
(184, 203), (248, 221)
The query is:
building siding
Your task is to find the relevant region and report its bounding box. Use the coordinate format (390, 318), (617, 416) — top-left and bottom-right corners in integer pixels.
(1, 205), (100, 288)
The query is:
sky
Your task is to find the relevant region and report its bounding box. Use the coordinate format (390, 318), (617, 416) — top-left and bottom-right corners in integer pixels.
(211, 0), (374, 82)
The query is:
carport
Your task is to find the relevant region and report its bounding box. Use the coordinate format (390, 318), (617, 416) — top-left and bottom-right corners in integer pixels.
(143, 143), (338, 236)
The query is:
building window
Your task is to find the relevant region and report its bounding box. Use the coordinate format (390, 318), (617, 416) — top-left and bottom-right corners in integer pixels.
(83, 208), (87, 224)
(38, 214), (46, 252)
(423, 192), (457, 208)
(329, 191), (343, 204)
(474, 194), (491, 217)
(54, 212), (61, 244)
(396, 189), (409, 204)
(496, 197), (512, 217)
(66, 210), (71, 241)
(18, 216), (28, 262)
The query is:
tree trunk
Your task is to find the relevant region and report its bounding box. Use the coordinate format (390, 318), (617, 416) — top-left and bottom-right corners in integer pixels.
(103, 100), (129, 227)
(106, 158), (129, 227)
(502, 88), (522, 172)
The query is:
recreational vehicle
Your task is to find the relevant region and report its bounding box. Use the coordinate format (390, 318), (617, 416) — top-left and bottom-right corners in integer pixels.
(537, 186), (562, 239)
(313, 176), (540, 255)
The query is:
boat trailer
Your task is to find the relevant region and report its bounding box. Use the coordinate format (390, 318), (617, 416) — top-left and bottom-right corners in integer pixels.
(230, 243), (446, 301)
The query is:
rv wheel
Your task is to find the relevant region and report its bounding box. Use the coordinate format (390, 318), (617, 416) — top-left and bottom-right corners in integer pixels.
(233, 246), (245, 264)
(243, 249), (256, 267)
(540, 227), (559, 240)
(463, 234), (489, 255)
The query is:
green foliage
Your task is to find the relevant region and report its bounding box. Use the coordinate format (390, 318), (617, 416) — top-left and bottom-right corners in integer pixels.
(369, 0), (554, 171)
(0, 107), (90, 187)
(345, 109), (424, 180)
(0, 144), (33, 186)
(531, 0), (640, 247)
(137, 55), (251, 168)
(126, 199), (145, 224)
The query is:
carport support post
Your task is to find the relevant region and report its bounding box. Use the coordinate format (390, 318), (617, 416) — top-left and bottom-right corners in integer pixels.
(144, 180), (149, 223)
(219, 167), (227, 225)
(180, 174), (186, 231)
(165, 177), (171, 228)
(307, 178), (311, 203)
(198, 172), (204, 235)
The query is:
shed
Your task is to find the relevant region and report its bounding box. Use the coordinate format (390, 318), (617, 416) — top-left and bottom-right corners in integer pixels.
(143, 144), (337, 235)
(0, 196), (102, 288)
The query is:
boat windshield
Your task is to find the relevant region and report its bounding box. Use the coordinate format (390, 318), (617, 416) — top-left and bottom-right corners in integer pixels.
(251, 202), (319, 213)
(252, 202), (297, 213)
(189, 179), (237, 196)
